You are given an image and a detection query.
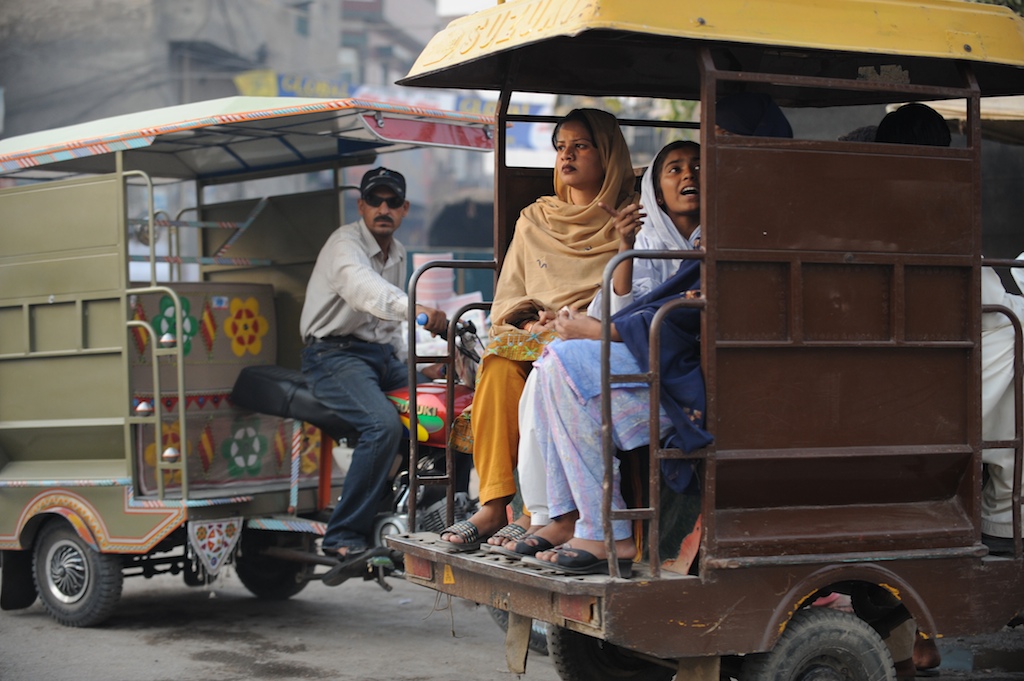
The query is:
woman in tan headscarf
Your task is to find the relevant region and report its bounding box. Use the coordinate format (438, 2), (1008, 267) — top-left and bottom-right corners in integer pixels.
(441, 108), (637, 549)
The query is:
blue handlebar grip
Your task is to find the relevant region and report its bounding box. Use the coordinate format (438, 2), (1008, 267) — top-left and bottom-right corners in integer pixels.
(416, 312), (428, 325)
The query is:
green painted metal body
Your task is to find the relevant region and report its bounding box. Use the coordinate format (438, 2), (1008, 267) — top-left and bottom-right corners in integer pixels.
(0, 99), (495, 607)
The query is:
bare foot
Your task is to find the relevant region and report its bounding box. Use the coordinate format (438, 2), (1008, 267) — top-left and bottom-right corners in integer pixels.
(534, 536), (636, 564)
(493, 512), (578, 550)
(527, 513), (576, 545)
(441, 498), (509, 545)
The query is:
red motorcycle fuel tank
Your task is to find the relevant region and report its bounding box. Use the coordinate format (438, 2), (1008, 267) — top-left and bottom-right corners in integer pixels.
(387, 383), (473, 447)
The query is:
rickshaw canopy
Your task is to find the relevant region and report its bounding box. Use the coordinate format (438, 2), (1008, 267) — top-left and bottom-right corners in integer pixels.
(402, 0), (1024, 103)
(0, 96), (494, 181)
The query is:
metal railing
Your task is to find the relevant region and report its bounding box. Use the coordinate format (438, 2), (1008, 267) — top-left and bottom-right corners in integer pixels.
(599, 249), (708, 579)
(406, 258), (496, 530)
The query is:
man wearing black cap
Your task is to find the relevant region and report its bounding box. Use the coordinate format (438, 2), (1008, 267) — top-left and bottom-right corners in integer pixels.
(300, 166), (447, 560)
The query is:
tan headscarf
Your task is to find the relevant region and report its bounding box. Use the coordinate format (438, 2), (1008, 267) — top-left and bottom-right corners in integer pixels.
(488, 109), (636, 356)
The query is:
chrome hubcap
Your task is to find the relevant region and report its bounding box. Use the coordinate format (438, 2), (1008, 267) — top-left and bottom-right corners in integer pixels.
(46, 539), (88, 604)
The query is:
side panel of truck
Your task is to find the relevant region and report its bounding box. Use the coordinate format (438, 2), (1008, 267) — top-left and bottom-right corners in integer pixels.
(0, 175), (156, 547)
(0, 174), (327, 551)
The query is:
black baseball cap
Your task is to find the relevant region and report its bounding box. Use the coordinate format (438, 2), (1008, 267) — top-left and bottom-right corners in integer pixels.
(360, 167), (406, 201)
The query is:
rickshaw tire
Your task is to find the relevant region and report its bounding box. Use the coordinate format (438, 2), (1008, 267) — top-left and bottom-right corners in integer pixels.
(234, 530), (309, 600)
(547, 625), (674, 681)
(741, 607), (897, 681)
(32, 521), (123, 628)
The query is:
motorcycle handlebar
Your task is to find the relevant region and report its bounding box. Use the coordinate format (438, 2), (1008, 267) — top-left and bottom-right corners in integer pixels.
(416, 312), (476, 341)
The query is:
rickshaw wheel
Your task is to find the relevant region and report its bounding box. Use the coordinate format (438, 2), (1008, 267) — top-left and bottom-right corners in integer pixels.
(32, 520), (123, 627)
(234, 529), (309, 600)
(547, 626), (674, 681)
(742, 607), (896, 681)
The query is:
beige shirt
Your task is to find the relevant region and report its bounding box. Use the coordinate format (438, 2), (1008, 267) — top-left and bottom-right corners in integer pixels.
(299, 218), (409, 359)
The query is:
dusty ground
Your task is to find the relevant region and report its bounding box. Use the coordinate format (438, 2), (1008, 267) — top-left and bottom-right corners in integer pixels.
(0, 568), (562, 681)
(4, 563), (1024, 680)
(929, 627), (1024, 679)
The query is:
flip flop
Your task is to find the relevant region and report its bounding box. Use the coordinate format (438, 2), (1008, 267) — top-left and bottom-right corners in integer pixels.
(321, 546), (385, 587)
(489, 534), (555, 560)
(439, 519), (487, 552)
(524, 546), (633, 577)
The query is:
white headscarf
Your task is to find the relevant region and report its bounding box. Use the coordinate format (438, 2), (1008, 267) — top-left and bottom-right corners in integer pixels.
(633, 162), (700, 297)
(587, 162), (700, 318)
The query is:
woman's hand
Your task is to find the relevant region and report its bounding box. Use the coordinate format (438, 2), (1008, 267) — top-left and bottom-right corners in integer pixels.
(599, 201), (643, 296)
(554, 305), (601, 340)
(523, 309), (557, 334)
(554, 305), (622, 341)
(598, 201), (645, 248)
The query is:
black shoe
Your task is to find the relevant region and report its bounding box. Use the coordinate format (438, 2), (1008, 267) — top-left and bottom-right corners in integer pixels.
(321, 549), (369, 587)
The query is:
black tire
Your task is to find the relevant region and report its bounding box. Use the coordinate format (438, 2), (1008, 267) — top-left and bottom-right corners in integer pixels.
(742, 607), (896, 681)
(487, 606), (549, 656)
(32, 521), (123, 627)
(234, 530), (309, 600)
(547, 626), (674, 681)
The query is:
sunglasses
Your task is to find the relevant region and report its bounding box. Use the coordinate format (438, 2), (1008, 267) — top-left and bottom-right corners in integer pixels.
(363, 194), (405, 209)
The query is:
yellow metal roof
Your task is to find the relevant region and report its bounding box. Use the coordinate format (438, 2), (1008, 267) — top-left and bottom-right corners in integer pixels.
(406, 0), (1024, 86)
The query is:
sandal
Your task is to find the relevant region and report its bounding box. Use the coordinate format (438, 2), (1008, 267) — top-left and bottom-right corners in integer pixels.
(490, 534), (554, 560)
(523, 546), (633, 577)
(481, 523), (528, 552)
(493, 522), (529, 543)
(439, 519), (486, 552)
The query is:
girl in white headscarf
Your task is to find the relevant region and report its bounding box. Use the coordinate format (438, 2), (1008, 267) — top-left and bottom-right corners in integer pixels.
(595, 139), (702, 315)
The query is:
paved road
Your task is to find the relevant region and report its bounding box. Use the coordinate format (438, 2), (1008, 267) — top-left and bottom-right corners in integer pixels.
(932, 627), (1024, 680)
(3, 564), (1024, 681)
(0, 568), (562, 681)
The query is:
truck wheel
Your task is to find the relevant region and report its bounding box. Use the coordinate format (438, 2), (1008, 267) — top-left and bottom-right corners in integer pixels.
(742, 607), (896, 681)
(487, 606), (549, 655)
(234, 531), (309, 600)
(547, 626), (674, 681)
(32, 521), (123, 627)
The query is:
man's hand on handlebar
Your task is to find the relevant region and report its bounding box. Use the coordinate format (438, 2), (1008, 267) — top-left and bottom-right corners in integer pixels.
(415, 305), (449, 337)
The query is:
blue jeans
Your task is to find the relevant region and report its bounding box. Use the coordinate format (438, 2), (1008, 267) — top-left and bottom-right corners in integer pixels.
(301, 338), (408, 552)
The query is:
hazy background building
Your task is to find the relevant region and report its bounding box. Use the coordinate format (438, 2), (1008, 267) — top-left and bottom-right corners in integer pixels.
(0, 0), (496, 252)
(0, 0), (341, 136)
(2, 0), (1023, 259)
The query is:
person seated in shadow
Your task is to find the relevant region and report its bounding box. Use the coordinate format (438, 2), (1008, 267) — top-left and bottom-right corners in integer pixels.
(875, 101), (951, 146)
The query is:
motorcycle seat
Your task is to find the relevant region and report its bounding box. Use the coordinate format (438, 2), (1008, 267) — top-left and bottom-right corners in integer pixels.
(230, 364), (359, 443)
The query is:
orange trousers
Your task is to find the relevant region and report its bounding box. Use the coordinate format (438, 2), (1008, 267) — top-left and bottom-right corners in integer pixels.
(471, 353), (533, 506)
